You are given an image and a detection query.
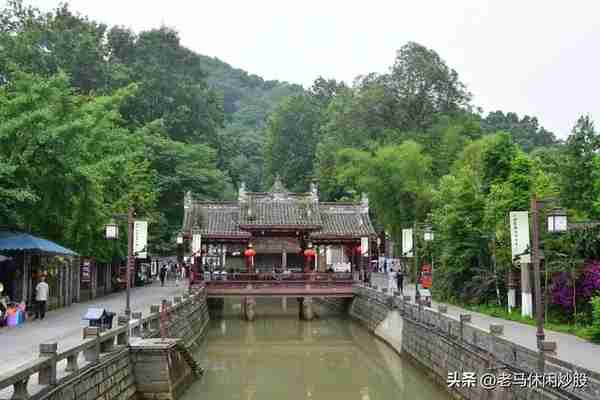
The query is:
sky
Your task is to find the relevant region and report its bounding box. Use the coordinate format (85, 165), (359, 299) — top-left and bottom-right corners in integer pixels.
(19, 0), (600, 138)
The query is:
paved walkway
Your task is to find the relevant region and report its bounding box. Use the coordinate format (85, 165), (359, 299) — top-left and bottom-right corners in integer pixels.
(371, 273), (600, 373)
(0, 280), (186, 375)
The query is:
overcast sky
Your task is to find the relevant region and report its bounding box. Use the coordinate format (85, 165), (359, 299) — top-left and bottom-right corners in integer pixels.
(20, 1), (600, 138)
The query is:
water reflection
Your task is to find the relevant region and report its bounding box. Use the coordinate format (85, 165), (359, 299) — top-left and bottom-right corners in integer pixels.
(182, 298), (450, 400)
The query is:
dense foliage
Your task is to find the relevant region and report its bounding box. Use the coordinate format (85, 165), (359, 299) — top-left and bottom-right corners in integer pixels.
(2, 1), (600, 326)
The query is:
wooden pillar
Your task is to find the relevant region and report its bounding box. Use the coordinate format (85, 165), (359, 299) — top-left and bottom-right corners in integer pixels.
(282, 248), (287, 269)
(74, 257), (81, 303)
(105, 264), (112, 293)
(90, 262), (97, 300)
(58, 264), (64, 307)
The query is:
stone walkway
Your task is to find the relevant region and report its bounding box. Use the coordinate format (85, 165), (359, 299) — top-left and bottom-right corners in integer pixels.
(371, 273), (600, 373)
(0, 280), (185, 375)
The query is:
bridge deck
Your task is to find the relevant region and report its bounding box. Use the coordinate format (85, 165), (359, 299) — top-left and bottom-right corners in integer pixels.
(198, 273), (355, 298)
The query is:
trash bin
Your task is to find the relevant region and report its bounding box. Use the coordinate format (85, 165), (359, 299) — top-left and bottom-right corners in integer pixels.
(83, 308), (116, 332)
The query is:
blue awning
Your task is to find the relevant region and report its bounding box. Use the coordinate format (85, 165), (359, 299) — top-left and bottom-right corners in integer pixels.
(0, 230), (78, 256)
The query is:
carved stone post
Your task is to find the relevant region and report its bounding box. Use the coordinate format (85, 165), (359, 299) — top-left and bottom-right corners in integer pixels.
(83, 327), (100, 363)
(38, 343), (57, 385)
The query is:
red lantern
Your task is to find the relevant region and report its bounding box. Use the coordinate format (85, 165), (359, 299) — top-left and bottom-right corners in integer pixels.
(355, 245), (362, 255)
(303, 248), (316, 272)
(244, 247), (256, 273)
(303, 248), (316, 259)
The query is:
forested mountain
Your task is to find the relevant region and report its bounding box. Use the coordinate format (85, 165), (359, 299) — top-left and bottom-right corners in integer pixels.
(3, 1), (600, 327)
(0, 0), (301, 257)
(197, 55), (303, 191)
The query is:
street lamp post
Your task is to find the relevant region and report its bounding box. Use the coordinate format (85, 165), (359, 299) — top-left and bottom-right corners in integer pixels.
(105, 208), (135, 325)
(410, 221), (435, 303)
(530, 195), (567, 372)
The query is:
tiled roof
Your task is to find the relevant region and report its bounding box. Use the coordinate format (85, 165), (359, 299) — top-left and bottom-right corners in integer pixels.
(183, 203), (250, 239)
(182, 178), (376, 240)
(310, 204), (376, 239)
(239, 195), (322, 227)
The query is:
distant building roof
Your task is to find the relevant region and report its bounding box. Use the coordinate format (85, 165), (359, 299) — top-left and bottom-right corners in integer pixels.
(182, 177), (375, 241)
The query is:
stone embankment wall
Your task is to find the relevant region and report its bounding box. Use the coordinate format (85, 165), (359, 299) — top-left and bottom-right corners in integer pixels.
(0, 286), (210, 400)
(346, 285), (600, 400)
(141, 288), (210, 347)
(45, 349), (135, 400)
(314, 298), (352, 314)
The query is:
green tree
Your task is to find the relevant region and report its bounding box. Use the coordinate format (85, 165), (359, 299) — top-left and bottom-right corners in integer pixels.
(388, 42), (472, 131)
(561, 115), (599, 216)
(336, 140), (433, 243)
(263, 95), (321, 191)
(482, 110), (558, 152)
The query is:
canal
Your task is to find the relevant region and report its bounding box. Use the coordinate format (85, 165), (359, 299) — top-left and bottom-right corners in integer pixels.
(181, 298), (450, 400)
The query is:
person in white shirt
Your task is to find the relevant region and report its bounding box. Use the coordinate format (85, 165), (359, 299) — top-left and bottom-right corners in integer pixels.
(388, 269), (397, 294)
(35, 275), (49, 320)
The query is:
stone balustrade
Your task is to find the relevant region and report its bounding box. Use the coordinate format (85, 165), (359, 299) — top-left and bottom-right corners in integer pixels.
(0, 285), (208, 400)
(350, 283), (600, 400)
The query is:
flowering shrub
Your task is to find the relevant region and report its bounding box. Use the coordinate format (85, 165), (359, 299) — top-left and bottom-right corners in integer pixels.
(550, 260), (600, 314)
(551, 272), (575, 313)
(578, 261), (600, 298)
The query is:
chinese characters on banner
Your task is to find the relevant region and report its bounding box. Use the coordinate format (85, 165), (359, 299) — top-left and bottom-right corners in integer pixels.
(192, 233), (202, 256)
(402, 229), (413, 257)
(360, 237), (369, 256)
(133, 220), (148, 259)
(509, 211), (530, 264)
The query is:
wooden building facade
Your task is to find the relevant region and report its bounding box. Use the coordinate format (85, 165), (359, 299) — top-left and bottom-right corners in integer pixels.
(181, 178), (377, 272)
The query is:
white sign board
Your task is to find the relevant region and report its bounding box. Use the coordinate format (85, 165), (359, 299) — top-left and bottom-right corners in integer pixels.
(133, 220), (148, 259)
(402, 229), (413, 257)
(509, 211), (530, 264)
(192, 233), (202, 255)
(361, 237), (369, 255)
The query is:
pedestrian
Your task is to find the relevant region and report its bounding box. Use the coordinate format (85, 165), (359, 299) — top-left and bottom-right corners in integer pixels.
(159, 265), (167, 287)
(35, 275), (49, 320)
(388, 268), (396, 294)
(396, 266), (404, 294)
(175, 264), (181, 286)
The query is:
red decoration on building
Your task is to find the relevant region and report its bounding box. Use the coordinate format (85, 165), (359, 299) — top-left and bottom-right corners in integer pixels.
(244, 247), (256, 273)
(303, 248), (316, 272)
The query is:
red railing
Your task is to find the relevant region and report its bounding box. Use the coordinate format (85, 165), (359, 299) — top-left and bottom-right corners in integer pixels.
(199, 272), (355, 297)
(197, 272), (353, 282)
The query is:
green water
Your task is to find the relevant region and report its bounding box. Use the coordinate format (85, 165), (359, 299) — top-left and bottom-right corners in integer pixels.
(182, 298), (450, 400)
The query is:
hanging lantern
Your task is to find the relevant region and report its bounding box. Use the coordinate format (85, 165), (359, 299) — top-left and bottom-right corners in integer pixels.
(303, 248), (316, 259)
(304, 247), (316, 272)
(354, 245), (362, 255)
(244, 245), (256, 273)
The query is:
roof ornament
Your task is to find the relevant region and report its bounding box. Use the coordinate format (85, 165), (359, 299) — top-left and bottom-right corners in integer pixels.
(360, 192), (369, 213)
(310, 181), (319, 203)
(238, 182), (247, 203)
(184, 191), (192, 209)
(270, 174), (288, 193)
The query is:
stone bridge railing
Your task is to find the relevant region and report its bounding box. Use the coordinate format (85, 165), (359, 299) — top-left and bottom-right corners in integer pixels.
(0, 286), (207, 400)
(358, 284), (600, 400)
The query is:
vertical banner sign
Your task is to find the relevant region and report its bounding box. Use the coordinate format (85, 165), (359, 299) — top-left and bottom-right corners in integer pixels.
(509, 211), (530, 264)
(402, 229), (413, 257)
(361, 237), (369, 255)
(192, 233), (202, 256)
(134, 220), (148, 259)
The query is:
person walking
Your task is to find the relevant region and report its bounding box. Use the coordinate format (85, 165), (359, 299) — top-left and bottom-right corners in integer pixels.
(159, 265), (167, 287)
(388, 268), (396, 294)
(175, 264), (181, 286)
(396, 265), (404, 294)
(34, 275), (49, 320)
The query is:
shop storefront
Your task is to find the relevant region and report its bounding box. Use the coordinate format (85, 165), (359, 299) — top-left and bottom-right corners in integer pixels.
(0, 230), (80, 312)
